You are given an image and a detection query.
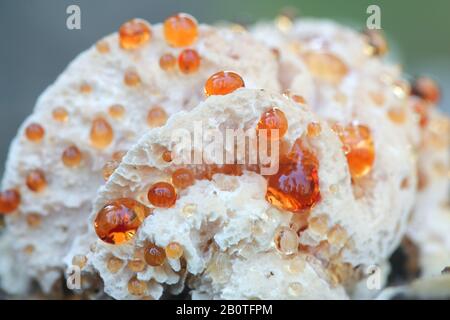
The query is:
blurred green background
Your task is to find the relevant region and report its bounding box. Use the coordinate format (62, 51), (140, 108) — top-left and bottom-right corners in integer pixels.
(1, 0), (449, 170)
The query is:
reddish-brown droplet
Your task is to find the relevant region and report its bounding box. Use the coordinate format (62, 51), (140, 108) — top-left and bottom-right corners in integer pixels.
(335, 123), (375, 179)
(147, 182), (177, 208)
(119, 19), (152, 50)
(147, 106), (168, 128)
(90, 117), (114, 149)
(52, 107), (69, 122)
(266, 139), (321, 213)
(204, 71), (245, 97)
(163, 13), (198, 47)
(0, 189), (21, 214)
(257, 108), (288, 140)
(62, 145), (82, 167)
(159, 53), (176, 70)
(172, 168), (195, 189)
(127, 276), (148, 296)
(94, 198), (151, 245)
(25, 123), (45, 142)
(178, 49), (200, 74)
(412, 76), (440, 104)
(162, 150), (172, 162)
(144, 242), (166, 266)
(26, 170), (47, 192)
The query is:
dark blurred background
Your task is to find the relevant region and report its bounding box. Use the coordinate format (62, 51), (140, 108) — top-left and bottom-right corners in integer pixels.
(1, 0), (449, 171)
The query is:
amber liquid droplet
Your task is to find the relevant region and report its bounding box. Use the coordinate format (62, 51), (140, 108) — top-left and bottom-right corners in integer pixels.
(25, 123), (45, 142)
(204, 71), (245, 97)
(124, 69), (141, 86)
(90, 117), (114, 149)
(162, 150), (172, 162)
(147, 182), (177, 208)
(62, 145), (82, 167)
(119, 19), (151, 50)
(108, 104), (125, 119)
(0, 189), (21, 214)
(178, 49), (200, 74)
(102, 160), (120, 181)
(127, 276), (148, 296)
(303, 52), (348, 84)
(79, 82), (92, 94)
(257, 108), (288, 141)
(52, 107), (69, 122)
(165, 242), (183, 259)
(307, 122), (322, 137)
(172, 168), (195, 189)
(364, 29), (388, 56)
(144, 242), (166, 266)
(94, 198), (151, 245)
(266, 139), (321, 213)
(147, 106), (168, 128)
(159, 53), (176, 70)
(26, 170), (47, 193)
(335, 123), (375, 179)
(163, 13), (198, 47)
(96, 40), (110, 54)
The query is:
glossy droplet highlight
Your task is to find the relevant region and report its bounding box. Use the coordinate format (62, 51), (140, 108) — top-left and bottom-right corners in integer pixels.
(94, 198), (151, 245)
(62, 145), (82, 167)
(26, 170), (47, 192)
(144, 242), (166, 266)
(0, 189), (21, 214)
(147, 182), (177, 208)
(163, 13), (198, 47)
(257, 108), (288, 141)
(204, 71), (245, 97)
(25, 123), (45, 142)
(178, 49), (200, 74)
(90, 117), (114, 149)
(119, 19), (151, 50)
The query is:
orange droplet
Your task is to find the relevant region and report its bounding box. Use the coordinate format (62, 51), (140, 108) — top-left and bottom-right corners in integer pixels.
(335, 123), (375, 179)
(307, 122), (322, 137)
(144, 242), (166, 266)
(303, 52), (348, 84)
(387, 108), (406, 124)
(172, 168), (195, 189)
(159, 53), (176, 70)
(25, 123), (45, 142)
(364, 29), (388, 56)
(147, 106), (168, 127)
(79, 82), (92, 94)
(413, 100), (430, 128)
(163, 13), (198, 47)
(127, 276), (148, 296)
(165, 242), (183, 259)
(94, 198), (151, 245)
(291, 94), (306, 104)
(266, 139), (321, 213)
(162, 150), (172, 162)
(119, 19), (151, 50)
(102, 160), (120, 181)
(96, 40), (110, 54)
(62, 145), (82, 167)
(26, 213), (42, 228)
(257, 108), (288, 140)
(204, 71), (245, 97)
(0, 189), (21, 214)
(108, 104), (125, 119)
(412, 76), (440, 104)
(124, 69), (141, 86)
(147, 182), (177, 208)
(90, 117), (114, 149)
(52, 107), (69, 122)
(178, 49), (200, 74)
(26, 169), (47, 192)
